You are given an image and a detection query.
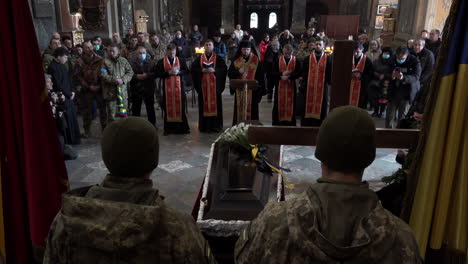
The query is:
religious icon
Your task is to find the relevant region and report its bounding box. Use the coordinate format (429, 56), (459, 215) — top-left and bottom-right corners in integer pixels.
(375, 15), (384, 29)
(377, 5), (390, 15)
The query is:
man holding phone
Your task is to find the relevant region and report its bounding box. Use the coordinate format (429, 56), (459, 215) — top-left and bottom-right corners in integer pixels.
(385, 46), (421, 128)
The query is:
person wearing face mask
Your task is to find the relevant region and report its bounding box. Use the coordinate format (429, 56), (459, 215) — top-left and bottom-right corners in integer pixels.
(263, 40), (283, 102)
(171, 30), (188, 60)
(155, 44), (190, 135)
(101, 44), (134, 123)
(228, 40), (266, 125)
(47, 47), (81, 145)
(191, 39), (228, 133)
(300, 37), (332, 127)
(270, 44), (302, 126)
(92, 36), (107, 58)
(129, 47), (157, 126)
(385, 46), (421, 128)
(369, 46), (394, 117)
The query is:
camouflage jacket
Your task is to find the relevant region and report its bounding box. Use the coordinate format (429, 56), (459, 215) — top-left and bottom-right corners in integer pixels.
(149, 43), (167, 62)
(100, 56), (134, 101)
(295, 48), (313, 62)
(74, 53), (103, 92)
(235, 178), (423, 264)
(43, 52), (55, 72)
(43, 47), (75, 73)
(43, 175), (216, 264)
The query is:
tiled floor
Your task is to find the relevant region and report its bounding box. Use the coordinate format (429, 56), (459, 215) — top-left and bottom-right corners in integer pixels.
(67, 86), (401, 214)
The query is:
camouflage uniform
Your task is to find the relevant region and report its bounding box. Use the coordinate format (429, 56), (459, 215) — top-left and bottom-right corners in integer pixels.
(235, 178), (423, 264)
(43, 47), (74, 73)
(43, 175), (216, 264)
(295, 48), (314, 62)
(100, 55), (134, 123)
(42, 47), (55, 72)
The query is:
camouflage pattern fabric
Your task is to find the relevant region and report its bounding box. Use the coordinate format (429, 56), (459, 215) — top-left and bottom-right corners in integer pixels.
(101, 55), (134, 101)
(235, 178), (422, 264)
(43, 175), (216, 264)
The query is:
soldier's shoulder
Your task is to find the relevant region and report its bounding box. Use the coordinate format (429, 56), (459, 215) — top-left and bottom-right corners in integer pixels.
(377, 207), (422, 262)
(255, 191), (314, 226)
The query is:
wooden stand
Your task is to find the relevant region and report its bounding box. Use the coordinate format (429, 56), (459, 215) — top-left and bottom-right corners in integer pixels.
(230, 80), (257, 121)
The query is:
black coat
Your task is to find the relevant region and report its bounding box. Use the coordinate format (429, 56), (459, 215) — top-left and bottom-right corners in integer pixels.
(48, 60), (81, 145)
(171, 37), (188, 58)
(355, 55), (374, 108)
(129, 58), (156, 99)
(426, 39), (441, 61)
(263, 48), (283, 77)
(389, 54), (422, 101)
(416, 48), (435, 87)
(191, 53), (227, 132)
(408, 49), (435, 115)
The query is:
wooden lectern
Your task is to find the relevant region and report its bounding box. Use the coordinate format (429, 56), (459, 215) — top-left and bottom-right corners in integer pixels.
(230, 79), (257, 121)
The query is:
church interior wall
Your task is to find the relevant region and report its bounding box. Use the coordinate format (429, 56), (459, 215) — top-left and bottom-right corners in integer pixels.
(394, 0), (451, 45)
(29, 0), (58, 51)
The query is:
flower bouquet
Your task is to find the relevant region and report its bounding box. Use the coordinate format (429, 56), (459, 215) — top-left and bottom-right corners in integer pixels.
(218, 123), (293, 189)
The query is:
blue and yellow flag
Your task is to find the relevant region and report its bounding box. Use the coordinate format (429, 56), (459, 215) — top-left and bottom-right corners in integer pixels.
(409, 0), (468, 258)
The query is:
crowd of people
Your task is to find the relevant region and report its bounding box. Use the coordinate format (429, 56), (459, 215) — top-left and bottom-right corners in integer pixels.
(38, 23), (441, 263)
(43, 25), (441, 157)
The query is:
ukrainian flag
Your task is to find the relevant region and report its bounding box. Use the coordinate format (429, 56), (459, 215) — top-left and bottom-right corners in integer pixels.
(408, 0), (468, 260)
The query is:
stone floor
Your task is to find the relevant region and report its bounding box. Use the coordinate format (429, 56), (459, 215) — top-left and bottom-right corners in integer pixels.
(67, 87), (400, 214)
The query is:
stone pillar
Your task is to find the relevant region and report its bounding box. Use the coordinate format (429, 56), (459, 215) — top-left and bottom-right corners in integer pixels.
(134, 0), (158, 33)
(290, 0), (307, 34)
(165, 0), (185, 32)
(118, 0), (134, 34)
(221, 0), (235, 33)
(29, 0), (58, 51)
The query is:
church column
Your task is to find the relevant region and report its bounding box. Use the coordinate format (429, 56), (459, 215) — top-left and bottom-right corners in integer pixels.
(290, 0), (307, 34)
(221, 0), (235, 33)
(29, 0), (58, 50)
(118, 0), (134, 34)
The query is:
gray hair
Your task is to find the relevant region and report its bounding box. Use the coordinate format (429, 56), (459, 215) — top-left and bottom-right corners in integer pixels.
(271, 40), (280, 46)
(415, 38), (426, 45)
(44, 74), (52, 81)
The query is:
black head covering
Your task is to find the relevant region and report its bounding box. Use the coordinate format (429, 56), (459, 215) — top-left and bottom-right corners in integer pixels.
(233, 40), (258, 59)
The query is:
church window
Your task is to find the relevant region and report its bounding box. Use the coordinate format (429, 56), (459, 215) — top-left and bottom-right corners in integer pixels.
(250, 12), (258, 28)
(269, 12), (277, 28)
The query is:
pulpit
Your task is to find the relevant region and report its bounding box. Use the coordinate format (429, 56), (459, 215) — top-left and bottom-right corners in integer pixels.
(229, 80), (257, 122)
